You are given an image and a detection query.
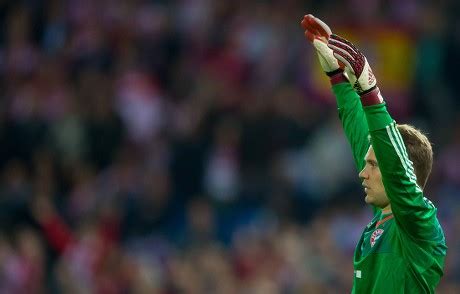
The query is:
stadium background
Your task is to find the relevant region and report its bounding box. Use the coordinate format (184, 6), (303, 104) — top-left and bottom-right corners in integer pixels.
(0, 0), (459, 292)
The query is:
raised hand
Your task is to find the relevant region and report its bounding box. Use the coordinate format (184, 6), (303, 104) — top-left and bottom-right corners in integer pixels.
(328, 34), (377, 94)
(300, 14), (343, 76)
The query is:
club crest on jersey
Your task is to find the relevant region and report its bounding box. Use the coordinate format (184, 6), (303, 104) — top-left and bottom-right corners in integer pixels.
(370, 229), (384, 247)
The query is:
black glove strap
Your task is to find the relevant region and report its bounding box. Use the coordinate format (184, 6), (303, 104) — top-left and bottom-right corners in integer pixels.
(326, 68), (344, 77)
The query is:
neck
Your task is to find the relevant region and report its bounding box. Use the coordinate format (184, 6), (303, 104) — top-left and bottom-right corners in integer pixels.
(382, 205), (392, 214)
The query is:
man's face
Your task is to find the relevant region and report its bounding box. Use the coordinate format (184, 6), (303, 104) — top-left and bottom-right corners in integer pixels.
(359, 146), (389, 208)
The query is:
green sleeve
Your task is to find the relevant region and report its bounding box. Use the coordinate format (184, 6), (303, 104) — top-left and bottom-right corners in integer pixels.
(364, 103), (440, 241)
(332, 83), (370, 172)
(332, 82), (378, 215)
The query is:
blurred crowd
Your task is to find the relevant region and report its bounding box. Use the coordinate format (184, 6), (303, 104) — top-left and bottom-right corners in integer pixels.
(0, 0), (460, 293)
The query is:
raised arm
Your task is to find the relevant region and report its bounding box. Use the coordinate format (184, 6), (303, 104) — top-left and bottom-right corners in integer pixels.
(332, 82), (370, 172)
(300, 14), (370, 172)
(365, 106), (440, 240)
(328, 34), (442, 240)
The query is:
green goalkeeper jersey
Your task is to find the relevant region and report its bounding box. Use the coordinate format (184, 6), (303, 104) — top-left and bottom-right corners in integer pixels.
(332, 83), (447, 293)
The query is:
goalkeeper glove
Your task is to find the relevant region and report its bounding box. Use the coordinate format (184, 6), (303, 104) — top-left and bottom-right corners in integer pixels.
(300, 14), (343, 77)
(327, 34), (384, 106)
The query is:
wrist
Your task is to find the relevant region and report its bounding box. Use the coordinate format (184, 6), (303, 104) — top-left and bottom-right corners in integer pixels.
(360, 87), (384, 106)
(328, 70), (348, 86)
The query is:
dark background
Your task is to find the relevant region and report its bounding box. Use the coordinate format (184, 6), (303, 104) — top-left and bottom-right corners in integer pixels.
(0, 0), (459, 292)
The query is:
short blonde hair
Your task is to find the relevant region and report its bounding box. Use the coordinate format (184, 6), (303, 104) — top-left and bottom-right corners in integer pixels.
(397, 124), (433, 189)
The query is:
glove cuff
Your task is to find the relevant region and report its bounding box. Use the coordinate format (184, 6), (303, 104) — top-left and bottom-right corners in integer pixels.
(328, 71), (348, 85)
(360, 87), (384, 106)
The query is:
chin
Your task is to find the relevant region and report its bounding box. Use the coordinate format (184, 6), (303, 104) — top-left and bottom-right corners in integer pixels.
(364, 195), (373, 204)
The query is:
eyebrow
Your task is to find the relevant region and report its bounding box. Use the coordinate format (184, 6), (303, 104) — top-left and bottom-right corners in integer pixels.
(366, 159), (378, 166)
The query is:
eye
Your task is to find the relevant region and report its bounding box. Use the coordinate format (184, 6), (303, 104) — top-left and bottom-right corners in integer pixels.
(368, 161), (377, 168)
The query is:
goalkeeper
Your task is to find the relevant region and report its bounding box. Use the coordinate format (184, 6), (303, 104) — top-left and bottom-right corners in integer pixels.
(300, 15), (447, 293)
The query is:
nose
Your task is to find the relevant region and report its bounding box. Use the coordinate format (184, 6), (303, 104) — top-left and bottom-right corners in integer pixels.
(359, 166), (368, 180)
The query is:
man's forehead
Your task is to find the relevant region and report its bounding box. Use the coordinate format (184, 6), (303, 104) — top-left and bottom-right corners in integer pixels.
(365, 145), (376, 160)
